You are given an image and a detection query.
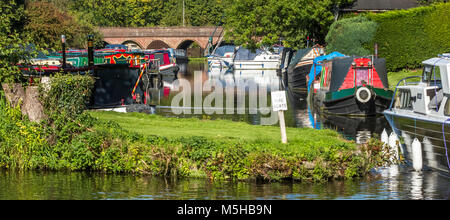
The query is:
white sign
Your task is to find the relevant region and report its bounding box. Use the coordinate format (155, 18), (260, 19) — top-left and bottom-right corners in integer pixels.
(271, 91), (288, 112)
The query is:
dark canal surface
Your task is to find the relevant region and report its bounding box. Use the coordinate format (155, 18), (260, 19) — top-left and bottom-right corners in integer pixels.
(1, 61), (448, 200)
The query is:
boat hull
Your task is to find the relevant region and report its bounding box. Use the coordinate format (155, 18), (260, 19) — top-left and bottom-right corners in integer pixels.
(233, 61), (279, 70)
(314, 88), (392, 116)
(287, 63), (312, 91)
(384, 111), (450, 174)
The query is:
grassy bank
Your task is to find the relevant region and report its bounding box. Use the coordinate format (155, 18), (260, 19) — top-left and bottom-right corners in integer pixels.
(387, 69), (422, 90)
(87, 111), (393, 181)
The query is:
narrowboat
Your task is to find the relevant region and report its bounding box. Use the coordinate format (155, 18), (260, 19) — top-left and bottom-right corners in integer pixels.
(143, 49), (180, 75)
(311, 54), (393, 116)
(284, 46), (324, 92)
(383, 54), (450, 175)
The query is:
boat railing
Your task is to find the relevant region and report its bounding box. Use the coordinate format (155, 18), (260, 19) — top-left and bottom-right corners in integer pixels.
(389, 76), (422, 110)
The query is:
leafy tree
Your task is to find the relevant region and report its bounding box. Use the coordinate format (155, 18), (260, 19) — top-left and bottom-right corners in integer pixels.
(325, 15), (378, 56)
(0, 0), (37, 83)
(223, 0), (354, 50)
(24, 1), (102, 49)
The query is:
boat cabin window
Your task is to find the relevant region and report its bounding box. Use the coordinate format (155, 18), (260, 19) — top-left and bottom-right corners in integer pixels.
(154, 53), (167, 65)
(428, 88), (443, 111)
(395, 89), (413, 110)
(422, 65), (441, 86)
(444, 99), (450, 116)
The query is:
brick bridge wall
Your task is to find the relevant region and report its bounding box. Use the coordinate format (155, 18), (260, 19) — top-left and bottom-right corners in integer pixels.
(99, 26), (224, 51)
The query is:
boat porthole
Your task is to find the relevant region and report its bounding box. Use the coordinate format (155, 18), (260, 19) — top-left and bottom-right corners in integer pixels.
(356, 87), (372, 103)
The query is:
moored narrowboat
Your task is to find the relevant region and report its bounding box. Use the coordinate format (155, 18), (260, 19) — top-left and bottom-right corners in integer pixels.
(311, 55), (393, 116)
(143, 49), (179, 75)
(285, 46), (324, 92)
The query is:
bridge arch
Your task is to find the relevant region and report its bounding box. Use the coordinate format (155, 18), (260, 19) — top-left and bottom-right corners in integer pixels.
(147, 40), (170, 49)
(121, 40), (143, 50)
(177, 39), (203, 51)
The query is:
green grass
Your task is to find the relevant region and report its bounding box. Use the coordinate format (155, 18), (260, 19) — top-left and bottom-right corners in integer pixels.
(188, 57), (208, 62)
(387, 68), (422, 90)
(89, 111), (353, 150)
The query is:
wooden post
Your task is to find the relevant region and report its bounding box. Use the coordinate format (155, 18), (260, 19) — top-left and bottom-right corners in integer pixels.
(278, 110), (287, 144)
(271, 90), (288, 144)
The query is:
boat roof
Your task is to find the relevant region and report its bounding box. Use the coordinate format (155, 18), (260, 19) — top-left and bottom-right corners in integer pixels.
(423, 55), (450, 66)
(307, 52), (347, 91)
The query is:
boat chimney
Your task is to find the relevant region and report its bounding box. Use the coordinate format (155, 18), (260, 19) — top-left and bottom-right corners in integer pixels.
(61, 35), (66, 70)
(374, 43), (378, 58)
(88, 34), (94, 68)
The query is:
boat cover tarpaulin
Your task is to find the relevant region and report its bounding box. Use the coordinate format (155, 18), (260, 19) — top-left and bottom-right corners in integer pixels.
(307, 52), (347, 92)
(288, 48), (312, 70)
(213, 45), (236, 57)
(234, 48), (264, 61)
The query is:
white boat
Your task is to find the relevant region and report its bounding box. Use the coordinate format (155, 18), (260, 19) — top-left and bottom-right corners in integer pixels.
(207, 46), (282, 70)
(207, 45), (235, 69)
(231, 47), (281, 70)
(383, 54), (450, 175)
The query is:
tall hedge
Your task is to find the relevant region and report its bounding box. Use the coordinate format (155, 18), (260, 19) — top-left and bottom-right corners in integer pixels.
(325, 3), (450, 72)
(366, 3), (450, 71)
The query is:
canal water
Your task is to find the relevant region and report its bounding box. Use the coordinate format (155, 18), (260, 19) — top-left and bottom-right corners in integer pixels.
(1, 61), (448, 200)
(0, 166), (448, 199)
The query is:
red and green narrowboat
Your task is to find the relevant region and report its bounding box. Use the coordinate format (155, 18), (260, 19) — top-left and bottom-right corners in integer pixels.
(311, 56), (393, 116)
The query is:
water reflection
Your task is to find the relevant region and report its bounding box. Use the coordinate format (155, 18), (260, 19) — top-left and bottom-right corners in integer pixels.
(0, 166), (448, 200)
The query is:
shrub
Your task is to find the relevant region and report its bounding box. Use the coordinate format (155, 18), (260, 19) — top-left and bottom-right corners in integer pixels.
(325, 16), (378, 56)
(40, 73), (95, 119)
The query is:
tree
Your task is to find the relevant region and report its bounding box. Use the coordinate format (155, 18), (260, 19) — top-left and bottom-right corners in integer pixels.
(24, 1), (102, 50)
(325, 16), (378, 56)
(0, 0), (37, 83)
(223, 0), (354, 50)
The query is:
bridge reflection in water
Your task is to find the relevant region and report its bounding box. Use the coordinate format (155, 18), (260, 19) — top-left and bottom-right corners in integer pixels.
(153, 62), (391, 143)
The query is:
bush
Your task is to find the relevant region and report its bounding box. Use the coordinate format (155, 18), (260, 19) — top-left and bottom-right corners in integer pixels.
(40, 73), (95, 119)
(325, 16), (378, 56)
(366, 3), (450, 71)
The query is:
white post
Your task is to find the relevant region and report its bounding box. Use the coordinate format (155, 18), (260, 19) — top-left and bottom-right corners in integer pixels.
(271, 90), (288, 144)
(278, 110), (287, 144)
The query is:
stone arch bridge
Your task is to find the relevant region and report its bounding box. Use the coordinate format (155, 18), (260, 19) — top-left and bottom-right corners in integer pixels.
(99, 26), (224, 53)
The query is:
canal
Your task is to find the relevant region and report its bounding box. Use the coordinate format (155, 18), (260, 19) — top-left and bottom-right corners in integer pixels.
(1, 61), (448, 200)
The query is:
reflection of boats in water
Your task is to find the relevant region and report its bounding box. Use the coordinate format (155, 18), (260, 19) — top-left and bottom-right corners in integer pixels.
(320, 114), (390, 144)
(307, 89), (390, 143)
(383, 54), (450, 175)
(286, 89), (311, 128)
(208, 68), (281, 91)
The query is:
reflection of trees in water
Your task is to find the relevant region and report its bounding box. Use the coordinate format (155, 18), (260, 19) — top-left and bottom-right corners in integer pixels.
(286, 87), (391, 143)
(1, 167), (447, 199)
